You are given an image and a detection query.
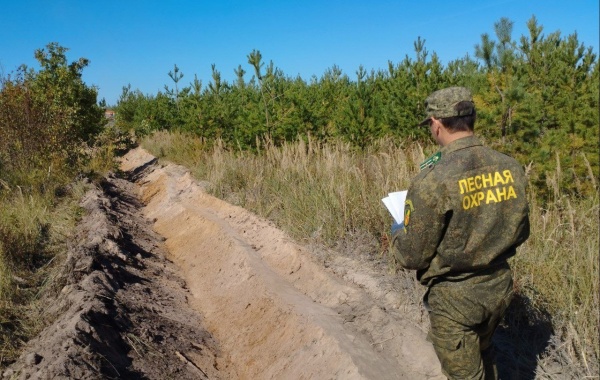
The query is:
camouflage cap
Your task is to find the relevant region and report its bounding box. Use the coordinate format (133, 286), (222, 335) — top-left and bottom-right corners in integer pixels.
(419, 87), (474, 126)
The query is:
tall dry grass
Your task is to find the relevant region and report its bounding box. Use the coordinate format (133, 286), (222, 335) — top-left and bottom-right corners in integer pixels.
(0, 181), (88, 365)
(143, 131), (427, 248)
(0, 126), (126, 367)
(143, 130), (599, 377)
(510, 165), (599, 376)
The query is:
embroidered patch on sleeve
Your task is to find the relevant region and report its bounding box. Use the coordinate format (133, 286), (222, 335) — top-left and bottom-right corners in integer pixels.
(403, 199), (414, 233)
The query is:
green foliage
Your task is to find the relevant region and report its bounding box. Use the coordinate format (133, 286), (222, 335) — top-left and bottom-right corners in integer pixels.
(32, 43), (104, 143)
(0, 42), (105, 190)
(0, 43), (117, 367)
(475, 16), (599, 200)
(117, 17), (598, 202)
(0, 40), (106, 267)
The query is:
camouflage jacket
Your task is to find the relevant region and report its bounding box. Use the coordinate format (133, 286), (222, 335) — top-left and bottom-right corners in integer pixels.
(391, 136), (530, 286)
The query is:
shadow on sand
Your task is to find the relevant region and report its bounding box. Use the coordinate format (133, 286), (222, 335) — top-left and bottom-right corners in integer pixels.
(495, 293), (553, 379)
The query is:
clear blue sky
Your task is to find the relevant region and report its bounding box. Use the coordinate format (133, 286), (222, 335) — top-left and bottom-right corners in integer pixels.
(1, 0), (598, 106)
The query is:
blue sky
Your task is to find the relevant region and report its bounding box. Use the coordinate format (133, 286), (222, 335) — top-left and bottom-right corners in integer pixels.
(1, 1), (598, 105)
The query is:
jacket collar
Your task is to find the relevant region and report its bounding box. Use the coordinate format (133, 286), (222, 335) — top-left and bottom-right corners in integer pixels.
(440, 135), (482, 156)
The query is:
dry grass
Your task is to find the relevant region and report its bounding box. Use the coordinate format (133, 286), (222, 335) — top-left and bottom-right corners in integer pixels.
(0, 180), (88, 367)
(143, 130), (599, 377)
(511, 183), (599, 377)
(144, 131), (426, 248)
(0, 145), (113, 368)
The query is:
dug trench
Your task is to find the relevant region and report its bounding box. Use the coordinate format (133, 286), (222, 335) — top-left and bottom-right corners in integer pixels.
(5, 147), (444, 379)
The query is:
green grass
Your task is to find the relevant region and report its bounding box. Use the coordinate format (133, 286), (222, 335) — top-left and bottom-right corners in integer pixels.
(143, 130), (599, 376)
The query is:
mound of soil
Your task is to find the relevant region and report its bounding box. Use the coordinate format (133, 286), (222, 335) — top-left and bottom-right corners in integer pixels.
(5, 148), (444, 379)
(4, 173), (234, 379)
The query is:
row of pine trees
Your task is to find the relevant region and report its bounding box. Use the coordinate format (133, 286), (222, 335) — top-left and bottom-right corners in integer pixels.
(115, 16), (598, 200)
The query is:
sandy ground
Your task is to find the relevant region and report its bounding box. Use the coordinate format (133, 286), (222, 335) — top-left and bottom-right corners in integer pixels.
(4, 147), (444, 379)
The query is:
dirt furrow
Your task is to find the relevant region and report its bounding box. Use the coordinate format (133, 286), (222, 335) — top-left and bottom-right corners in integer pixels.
(4, 173), (234, 379)
(122, 147), (444, 379)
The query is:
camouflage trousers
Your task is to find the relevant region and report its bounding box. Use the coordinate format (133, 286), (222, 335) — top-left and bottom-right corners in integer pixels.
(426, 266), (513, 380)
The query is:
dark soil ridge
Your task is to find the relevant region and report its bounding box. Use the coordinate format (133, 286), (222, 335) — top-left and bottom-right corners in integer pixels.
(3, 173), (232, 379)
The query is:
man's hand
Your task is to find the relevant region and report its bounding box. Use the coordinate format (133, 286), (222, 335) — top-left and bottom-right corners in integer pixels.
(391, 221), (404, 235)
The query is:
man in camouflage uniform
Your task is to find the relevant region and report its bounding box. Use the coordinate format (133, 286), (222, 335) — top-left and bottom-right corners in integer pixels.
(391, 87), (530, 379)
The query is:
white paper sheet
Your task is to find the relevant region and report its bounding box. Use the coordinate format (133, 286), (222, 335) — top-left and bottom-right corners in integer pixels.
(381, 190), (407, 224)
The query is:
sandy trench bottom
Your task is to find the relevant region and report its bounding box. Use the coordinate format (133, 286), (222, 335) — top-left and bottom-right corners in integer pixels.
(121, 147), (444, 380)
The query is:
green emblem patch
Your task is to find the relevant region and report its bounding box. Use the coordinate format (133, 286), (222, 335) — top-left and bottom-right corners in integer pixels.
(419, 152), (442, 171)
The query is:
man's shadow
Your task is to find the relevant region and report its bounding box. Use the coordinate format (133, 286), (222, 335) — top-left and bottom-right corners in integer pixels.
(494, 293), (553, 379)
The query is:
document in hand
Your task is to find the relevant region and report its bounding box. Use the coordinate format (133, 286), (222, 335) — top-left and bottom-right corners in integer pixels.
(381, 190), (408, 224)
